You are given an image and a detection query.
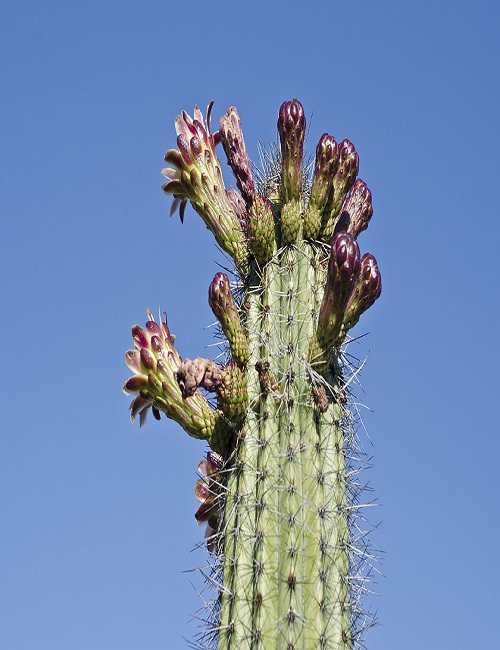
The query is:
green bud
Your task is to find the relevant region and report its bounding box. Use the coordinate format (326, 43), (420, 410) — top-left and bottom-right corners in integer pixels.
(246, 194), (276, 266)
(280, 198), (302, 245)
(208, 272), (250, 366)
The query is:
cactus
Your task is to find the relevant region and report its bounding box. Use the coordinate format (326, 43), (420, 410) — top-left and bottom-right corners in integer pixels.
(124, 99), (381, 649)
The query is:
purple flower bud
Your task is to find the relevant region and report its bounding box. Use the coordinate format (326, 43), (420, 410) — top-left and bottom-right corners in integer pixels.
(145, 320), (163, 338)
(208, 272), (231, 312)
(175, 111), (197, 138)
(193, 119), (209, 147)
(150, 335), (163, 355)
(319, 139), (360, 240)
(124, 376), (147, 393)
(342, 253), (382, 336)
(132, 325), (150, 350)
(316, 232), (361, 351)
(330, 232), (360, 279)
(140, 347), (156, 372)
(129, 394), (153, 424)
(125, 349), (141, 373)
(304, 134), (340, 240)
(219, 106), (255, 205)
(177, 134), (192, 165)
(335, 179), (373, 239)
(317, 133), (338, 163)
(206, 451), (224, 473)
(359, 253), (382, 298)
(190, 135), (203, 163)
(278, 99), (306, 202)
(278, 99), (306, 135)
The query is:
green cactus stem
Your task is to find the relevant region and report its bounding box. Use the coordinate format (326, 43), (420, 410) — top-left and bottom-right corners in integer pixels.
(124, 99), (382, 650)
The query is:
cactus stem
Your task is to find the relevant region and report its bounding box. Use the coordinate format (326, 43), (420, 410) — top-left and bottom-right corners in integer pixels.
(125, 99), (381, 650)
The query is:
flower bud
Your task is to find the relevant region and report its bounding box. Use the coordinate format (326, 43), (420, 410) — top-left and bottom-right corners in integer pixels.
(311, 232), (361, 365)
(319, 139), (359, 239)
(208, 273), (249, 366)
(246, 195), (275, 266)
(278, 99), (306, 203)
(341, 253), (381, 338)
(304, 134), (340, 240)
(334, 179), (373, 239)
(219, 106), (255, 205)
(280, 199), (302, 245)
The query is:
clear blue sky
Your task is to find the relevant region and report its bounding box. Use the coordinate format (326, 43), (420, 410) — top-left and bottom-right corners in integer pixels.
(1, 1), (499, 648)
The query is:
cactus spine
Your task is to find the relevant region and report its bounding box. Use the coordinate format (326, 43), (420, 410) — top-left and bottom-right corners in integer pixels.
(124, 99), (381, 649)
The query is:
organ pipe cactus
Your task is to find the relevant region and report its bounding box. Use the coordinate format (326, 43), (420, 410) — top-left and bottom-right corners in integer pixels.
(124, 98), (381, 649)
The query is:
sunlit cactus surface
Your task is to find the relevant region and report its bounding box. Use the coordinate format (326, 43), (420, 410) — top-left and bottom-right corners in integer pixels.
(124, 98), (382, 650)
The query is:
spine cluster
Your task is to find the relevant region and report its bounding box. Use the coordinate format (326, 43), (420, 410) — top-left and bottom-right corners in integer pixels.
(123, 98), (382, 650)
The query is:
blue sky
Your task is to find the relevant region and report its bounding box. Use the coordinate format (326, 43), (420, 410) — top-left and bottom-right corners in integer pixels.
(1, 0), (499, 648)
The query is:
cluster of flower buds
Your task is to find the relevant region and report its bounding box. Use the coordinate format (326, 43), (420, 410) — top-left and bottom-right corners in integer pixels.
(161, 99), (379, 274)
(194, 451), (225, 553)
(309, 231), (381, 369)
(130, 99), (382, 413)
(123, 310), (233, 453)
(162, 103), (247, 274)
(318, 139), (359, 240)
(126, 97), (383, 548)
